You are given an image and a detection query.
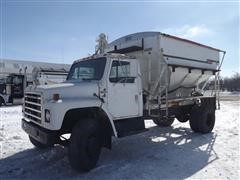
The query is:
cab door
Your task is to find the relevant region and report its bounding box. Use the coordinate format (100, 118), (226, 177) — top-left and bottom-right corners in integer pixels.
(107, 59), (142, 119)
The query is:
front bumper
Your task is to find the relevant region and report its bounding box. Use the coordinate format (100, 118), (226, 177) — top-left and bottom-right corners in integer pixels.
(22, 119), (59, 145)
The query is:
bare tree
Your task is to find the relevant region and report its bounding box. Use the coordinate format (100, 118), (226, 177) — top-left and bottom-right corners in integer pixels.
(223, 72), (240, 91)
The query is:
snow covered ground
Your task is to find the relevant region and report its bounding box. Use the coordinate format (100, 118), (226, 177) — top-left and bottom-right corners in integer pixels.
(0, 94), (239, 179)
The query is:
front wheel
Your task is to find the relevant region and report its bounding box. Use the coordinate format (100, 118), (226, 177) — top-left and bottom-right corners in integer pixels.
(68, 119), (102, 172)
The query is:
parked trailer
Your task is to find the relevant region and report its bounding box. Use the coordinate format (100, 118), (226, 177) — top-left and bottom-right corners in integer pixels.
(0, 68), (69, 106)
(32, 67), (69, 85)
(21, 32), (225, 172)
(0, 59), (71, 80)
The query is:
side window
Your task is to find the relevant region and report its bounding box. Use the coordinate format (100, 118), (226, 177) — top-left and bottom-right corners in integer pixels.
(109, 61), (135, 83)
(13, 76), (23, 85)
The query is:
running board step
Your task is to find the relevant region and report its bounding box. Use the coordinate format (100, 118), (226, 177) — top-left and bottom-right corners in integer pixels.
(118, 128), (148, 138)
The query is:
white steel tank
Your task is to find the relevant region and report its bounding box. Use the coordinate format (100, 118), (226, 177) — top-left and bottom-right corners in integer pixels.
(106, 32), (225, 99)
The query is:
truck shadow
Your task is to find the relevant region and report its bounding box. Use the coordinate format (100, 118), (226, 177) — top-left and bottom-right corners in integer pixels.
(96, 124), (218, 179)
(0, 124), (218, 179)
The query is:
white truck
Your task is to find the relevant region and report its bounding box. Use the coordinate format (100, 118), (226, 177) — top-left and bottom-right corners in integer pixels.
(21, 32), (225, 172)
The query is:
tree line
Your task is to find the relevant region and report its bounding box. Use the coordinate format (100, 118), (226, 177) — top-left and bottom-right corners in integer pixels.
(222, 72), (240, 91)
(204, 72), (240, 91)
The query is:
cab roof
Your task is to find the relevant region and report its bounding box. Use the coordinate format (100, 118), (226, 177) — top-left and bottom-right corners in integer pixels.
(73, 53), (135, 64)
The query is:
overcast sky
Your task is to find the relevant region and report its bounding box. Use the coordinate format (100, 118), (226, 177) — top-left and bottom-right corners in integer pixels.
(1, 1), (239, 77)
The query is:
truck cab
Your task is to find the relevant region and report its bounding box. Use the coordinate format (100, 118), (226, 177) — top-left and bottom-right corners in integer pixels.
(22, 54), (146, 171)
(23, 54), (142, 128)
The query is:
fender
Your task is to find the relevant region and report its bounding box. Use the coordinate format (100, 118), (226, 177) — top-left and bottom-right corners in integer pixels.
(100, 105), (118, 137)
(42, 97), (117, 137)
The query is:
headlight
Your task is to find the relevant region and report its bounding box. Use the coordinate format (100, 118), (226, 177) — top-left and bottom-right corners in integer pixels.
(45, 109), (51, 123)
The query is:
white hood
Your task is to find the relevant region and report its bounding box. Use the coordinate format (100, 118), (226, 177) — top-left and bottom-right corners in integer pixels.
(26, 82), (99, 101)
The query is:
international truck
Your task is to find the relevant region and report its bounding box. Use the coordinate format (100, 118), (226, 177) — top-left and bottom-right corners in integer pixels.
(21, 32), (225, 172)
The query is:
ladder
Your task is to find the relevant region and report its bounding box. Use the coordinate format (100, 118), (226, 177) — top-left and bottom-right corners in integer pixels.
(215, 71), (221, 110)
(148, 49), (169, 119)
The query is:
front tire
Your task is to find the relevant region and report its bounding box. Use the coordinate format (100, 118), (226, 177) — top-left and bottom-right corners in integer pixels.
(68, 119), (102, 172)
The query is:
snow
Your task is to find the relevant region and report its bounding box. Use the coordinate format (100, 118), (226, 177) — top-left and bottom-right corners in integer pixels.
(0, 95), (239, 179)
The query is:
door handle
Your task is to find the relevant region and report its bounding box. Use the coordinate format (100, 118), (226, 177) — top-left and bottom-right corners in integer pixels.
(100, 88), (107, 97)
(93, 93), (105, 103)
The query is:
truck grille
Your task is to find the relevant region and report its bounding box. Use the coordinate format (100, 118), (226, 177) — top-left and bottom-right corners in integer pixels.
(24, 93), (42, 123)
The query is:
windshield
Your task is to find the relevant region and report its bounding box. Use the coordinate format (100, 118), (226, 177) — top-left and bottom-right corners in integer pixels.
(67, 57), (106, 81)
(6, 76), (12, 84)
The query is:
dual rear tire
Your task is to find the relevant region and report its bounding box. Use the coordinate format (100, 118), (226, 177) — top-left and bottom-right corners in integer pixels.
(189, 105), (215, 133)
(153, 103), (216, 134)
(153, 117), (175, 127)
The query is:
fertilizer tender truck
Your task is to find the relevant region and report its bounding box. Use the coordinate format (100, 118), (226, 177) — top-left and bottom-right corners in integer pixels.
(22, 32), (225, 172)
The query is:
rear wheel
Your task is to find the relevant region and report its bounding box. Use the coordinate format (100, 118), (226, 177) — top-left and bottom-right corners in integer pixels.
(176, 108), (190, 123)
(153, 117), (175, 127)
(189, 106), (201, 132)
(176, 114), (189, 123)
(200, 109), (215, 133)
(189, 105), (215, 133)
(29, 136), (53, 149)
(68, 119), (102, 172)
